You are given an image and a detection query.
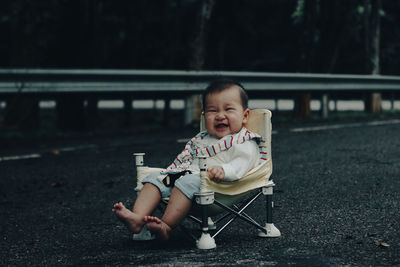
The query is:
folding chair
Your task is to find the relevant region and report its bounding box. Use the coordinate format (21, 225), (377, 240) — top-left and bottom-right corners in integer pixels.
(132, 109), (281, 249)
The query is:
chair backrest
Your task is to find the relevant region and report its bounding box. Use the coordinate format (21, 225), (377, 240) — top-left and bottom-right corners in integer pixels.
(200, 109), (272, 159)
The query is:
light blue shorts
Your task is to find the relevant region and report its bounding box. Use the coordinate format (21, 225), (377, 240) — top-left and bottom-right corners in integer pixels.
(142, 172), (200, 200)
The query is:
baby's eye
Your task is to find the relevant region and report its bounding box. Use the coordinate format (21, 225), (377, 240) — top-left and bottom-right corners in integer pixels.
(206, 109), (217, 113)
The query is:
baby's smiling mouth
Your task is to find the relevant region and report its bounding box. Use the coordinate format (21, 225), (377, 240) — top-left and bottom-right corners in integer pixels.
(215, 123), (228, 130)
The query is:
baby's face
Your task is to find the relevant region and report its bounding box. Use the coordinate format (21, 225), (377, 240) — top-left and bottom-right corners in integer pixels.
(204, 86), (249, 139)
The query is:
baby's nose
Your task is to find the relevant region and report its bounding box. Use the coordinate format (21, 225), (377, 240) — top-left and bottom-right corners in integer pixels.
(215, 112), (225, 119)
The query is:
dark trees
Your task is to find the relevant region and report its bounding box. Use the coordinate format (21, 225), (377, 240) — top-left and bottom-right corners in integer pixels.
(0, 0), (399, 127)
(0, 0), (397, 74)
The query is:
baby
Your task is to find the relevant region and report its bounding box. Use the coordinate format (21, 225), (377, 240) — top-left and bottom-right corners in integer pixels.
(112, 79), (262, 241)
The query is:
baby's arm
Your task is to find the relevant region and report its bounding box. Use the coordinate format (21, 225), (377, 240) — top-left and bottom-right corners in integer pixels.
(220, 141), (259, 181)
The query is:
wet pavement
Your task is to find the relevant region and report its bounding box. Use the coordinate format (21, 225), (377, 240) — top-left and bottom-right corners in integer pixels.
(1, 116), (400, 266)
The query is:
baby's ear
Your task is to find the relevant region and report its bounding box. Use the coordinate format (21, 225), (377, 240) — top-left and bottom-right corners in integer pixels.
(242, 108), (250, 124)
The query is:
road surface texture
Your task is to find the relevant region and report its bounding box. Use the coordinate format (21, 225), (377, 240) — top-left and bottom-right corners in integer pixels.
(1, 114), (399, 266)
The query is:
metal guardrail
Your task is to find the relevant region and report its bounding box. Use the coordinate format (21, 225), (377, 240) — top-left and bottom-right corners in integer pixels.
(1, 69), (399, 127)
(1, 69), (400, 97)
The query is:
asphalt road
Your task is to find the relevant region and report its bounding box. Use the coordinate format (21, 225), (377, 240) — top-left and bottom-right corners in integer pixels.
(1, 116), (400, 266)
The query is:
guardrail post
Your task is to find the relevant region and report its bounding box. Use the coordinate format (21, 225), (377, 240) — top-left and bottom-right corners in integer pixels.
(124, 97), (132, 126)
(184, 95), (202, 126)
(321, 94), (329, 119)
(4, 97), (39, 129)
(390, 93), (395, 111)
(87, 97), (98, 129)
(294, 92), (311, 118)
(56, 95), (85, 130)
(365, 92), (382, 113)
(163, 97), (171, 126)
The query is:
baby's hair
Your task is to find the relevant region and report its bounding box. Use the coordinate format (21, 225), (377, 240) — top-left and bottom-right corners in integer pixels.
(202, 78), (248, 111)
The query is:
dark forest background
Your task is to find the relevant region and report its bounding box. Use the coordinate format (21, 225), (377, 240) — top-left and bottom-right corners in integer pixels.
(1, 0), (399, 131)
(1, 0), (399, 75)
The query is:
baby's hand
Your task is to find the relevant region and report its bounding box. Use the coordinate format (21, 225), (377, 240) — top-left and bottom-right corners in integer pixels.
(207, 166), (225, 182)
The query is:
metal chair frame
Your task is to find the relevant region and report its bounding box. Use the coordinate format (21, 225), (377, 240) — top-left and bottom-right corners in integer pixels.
(132, 109), (281, 249)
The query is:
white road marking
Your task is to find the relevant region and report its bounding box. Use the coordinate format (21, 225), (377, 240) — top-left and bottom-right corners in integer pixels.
(290, 119), (400, 133)
(0, 144), (97, 162)
(177, 119), (400, 142)
(0, 153), (41, 162)
(57, 144), (98, 152)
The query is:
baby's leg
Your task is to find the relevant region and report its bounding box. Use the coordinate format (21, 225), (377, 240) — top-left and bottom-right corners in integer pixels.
(133, 182), (162, 216)
(145, 187), (192, 240)
(162, 187), (192, 229)
(112, 183), (161, 234)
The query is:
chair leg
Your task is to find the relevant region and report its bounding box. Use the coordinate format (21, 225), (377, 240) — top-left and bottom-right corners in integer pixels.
(258, 181), (281, 237)
(193, 156), (217, 249)
(194, 191), (216, 249)
(133, 153), (146, 191)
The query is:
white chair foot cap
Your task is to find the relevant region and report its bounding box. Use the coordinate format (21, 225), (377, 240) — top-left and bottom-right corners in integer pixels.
(196, 233), (216, 249)
(132, 225), (155, 241)
(208, 217), (216, 230)
(258, 223), (281, 238)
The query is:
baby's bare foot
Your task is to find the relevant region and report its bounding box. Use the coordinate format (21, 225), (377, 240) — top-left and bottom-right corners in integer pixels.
(112, 202), (143, 234)
(144, 216), (172, 241)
